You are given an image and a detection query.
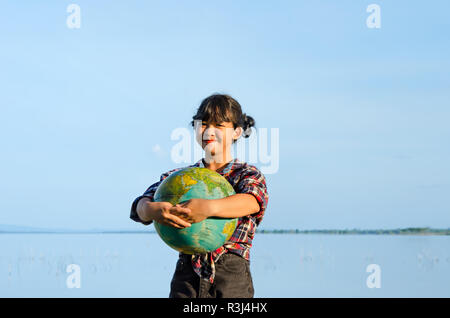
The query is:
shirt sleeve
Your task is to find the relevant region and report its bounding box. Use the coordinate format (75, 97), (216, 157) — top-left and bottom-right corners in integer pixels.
(129, 181), (160, 225)
(129, 168), (180, 225)
(235, 166), (269, 226)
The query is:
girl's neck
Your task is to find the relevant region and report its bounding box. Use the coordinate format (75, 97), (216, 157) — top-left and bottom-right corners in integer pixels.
(203, 153), (234, 172)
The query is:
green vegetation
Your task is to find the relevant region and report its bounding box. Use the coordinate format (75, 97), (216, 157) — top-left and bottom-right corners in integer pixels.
(255, 227), (450, 235)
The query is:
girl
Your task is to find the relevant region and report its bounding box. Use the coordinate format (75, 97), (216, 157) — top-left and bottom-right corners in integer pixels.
(130, 93), (269, 298)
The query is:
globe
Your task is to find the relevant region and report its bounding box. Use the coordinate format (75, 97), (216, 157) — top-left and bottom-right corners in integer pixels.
(153, 167), (238, 254)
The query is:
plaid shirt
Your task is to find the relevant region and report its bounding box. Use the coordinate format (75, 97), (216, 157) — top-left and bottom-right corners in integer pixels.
(130, 158), (269, 283)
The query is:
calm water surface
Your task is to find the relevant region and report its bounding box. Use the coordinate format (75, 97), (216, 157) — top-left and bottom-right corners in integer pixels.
(1, 233), (449, 297)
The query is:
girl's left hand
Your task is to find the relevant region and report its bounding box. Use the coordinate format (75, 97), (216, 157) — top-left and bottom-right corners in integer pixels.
(174, 199), (213, 223)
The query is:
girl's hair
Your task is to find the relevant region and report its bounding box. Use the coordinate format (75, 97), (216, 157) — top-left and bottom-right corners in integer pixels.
(190, 93), (255, 142)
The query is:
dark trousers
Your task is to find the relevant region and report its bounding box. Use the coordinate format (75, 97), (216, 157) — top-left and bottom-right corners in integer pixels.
(169, 252), (254, 298)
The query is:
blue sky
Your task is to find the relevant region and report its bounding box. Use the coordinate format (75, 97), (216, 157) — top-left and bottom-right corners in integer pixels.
(0, 1), (449, 230)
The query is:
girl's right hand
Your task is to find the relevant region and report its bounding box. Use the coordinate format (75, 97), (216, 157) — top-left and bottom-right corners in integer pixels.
(142, 200), (192, 229)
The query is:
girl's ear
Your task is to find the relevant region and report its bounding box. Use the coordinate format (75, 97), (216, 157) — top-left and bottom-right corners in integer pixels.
(232, 127), (243, 141)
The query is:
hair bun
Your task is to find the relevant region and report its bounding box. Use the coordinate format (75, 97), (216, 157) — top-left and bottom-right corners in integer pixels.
(242, 113), (255, 138)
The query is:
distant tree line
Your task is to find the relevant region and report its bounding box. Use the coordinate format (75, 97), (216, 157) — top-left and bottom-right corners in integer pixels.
(255, 227), (450, 235)
(2, 227), (450, 235)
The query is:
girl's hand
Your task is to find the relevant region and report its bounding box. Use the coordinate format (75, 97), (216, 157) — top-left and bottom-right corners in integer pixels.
(174, 199), (213, 224)
(146, 201), (193, 229)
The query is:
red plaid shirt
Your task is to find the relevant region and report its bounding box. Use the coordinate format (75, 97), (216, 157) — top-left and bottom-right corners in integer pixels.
(130, 158), (269, 283)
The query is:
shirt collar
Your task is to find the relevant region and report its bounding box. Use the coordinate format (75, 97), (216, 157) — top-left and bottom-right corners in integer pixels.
(193, 158), (240, 175)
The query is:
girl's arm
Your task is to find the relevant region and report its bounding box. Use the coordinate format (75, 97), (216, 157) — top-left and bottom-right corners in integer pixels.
(176, 194), (260, 223)
(209, 194), (260, 218)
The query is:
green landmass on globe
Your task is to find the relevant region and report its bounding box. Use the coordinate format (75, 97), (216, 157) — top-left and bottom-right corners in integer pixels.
(153, 167), (238, 254)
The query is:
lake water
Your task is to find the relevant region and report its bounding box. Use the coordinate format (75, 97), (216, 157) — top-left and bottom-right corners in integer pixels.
(1, 233), (449, 297)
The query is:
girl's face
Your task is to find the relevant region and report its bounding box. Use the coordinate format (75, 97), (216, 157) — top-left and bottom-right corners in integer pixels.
(195, 120), (241, 162)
